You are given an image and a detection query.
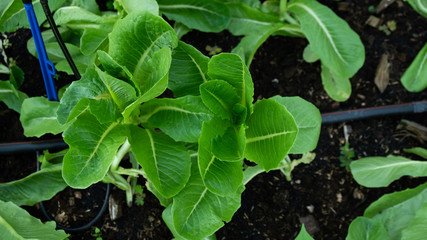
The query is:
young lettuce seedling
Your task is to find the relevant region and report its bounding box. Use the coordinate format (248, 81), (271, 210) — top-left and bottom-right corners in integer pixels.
(8, 10), (321, 240)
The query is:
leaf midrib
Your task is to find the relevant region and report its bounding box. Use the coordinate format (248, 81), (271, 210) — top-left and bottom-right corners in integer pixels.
(0, 216), (22, 239)
(133, 31), (170, 78)
(74, 122), (119, 179)
(355, 161), (427, 172)
(146, 129), (162, 190)
(289, 3), (347, 64)
(246, 130), (296, 144)
(180, 187), (208, 230)
(142, 105), (209, 122)
(182, 47), (207, 83)
(159, 4), (223, 17)
(414, 50), (427, 82)
(417, 0), (427, 12)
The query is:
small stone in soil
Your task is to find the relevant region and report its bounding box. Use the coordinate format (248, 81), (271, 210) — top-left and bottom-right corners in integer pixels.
(74, 191), (82, 199)
(299, 215), (320, 235)
(353, 188), (365, 200)
(336, 193), (343, 203)
(55, 211), (67, 223)
(68, 197), (75, 207)
(306, 205), (315, 213)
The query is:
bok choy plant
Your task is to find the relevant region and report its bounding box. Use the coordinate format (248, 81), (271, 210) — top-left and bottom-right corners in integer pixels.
(0, 9), (322, 239)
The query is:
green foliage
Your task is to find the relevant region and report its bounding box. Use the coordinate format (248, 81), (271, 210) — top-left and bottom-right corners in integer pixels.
(347, 148), (427, 240)
(10, 6), (322, 240)
(400, 42), (427, 92)
(0, 0), (67, 33)
(350, 152), (427, 188)
(406, 0), (427, 18)
(295, 224), (314, 240)
(0, 65), (27, 113)
(0, 200), (69, 240)
(92, 226), (103, 240)
(400, 1), (427, 92)
(339, 142), (354, 170)
(133, 185), (146, 206)
(346, 217), (390, 240)
(0, 164), (67, 206)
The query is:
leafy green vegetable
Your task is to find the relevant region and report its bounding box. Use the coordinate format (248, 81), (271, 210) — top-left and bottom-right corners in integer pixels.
(0, 0), (67, 33)
(140, 96), (212, 143)
(20, 97), (65, 137)
(288, 0), (365, 79)
(271, 96), (321, 154)
(320, 63), (351, 102)
(158, 0), (230, 33)
(108, 10), (178, 88)
(0, 164), (67, 206)
(350, 155), (427, 187)
(207, 53), (254, 119)
(129, 126), (191, 198)
(346, 217), (390, 240)
(401, 202), (427, 240)
(406, 0), (427, 18)
(404, 147), (427, 159)
(295, 224), (314, 240)
(0, 79), (27, 113)
(198, 117), (244, 196)
(226, 2), (280, 36)
(4, 7), (325, 239)
(364, 182), (427, 240)
(62, 111), (128, 188)
(245, 99), (298, 171)
(116, 0), (159, 15)
(401, 42), (427, 92)
(200, 80), (239, 120)
(169, 41), (209, 97)
(0, 200), (68, 239)
(169, 164), (243, 239)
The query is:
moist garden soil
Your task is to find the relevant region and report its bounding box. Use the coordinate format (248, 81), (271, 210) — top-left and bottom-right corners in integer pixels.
(1, 0), (427, 239)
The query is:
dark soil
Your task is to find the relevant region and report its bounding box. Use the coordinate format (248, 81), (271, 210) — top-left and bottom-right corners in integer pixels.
(1, 0), (426, 239)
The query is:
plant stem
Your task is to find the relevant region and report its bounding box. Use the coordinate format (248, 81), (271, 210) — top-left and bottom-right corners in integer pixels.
(116, 167), (147, 178)
(283, 12), (299, 25)
(111, 139), (131, 171)
(105, 171), (134, 207)
(243, 160), (288, 185)
(243, 153), (316, 185)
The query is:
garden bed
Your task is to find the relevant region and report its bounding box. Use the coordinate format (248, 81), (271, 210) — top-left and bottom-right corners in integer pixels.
(1, 0), (426, 239)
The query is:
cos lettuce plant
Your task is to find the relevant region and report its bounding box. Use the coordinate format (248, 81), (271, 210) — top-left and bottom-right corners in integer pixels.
(226, 0), (365, 102)
(5, 10), (322, 239)
(400, 0), (427, 92)
(346, 147), (427, 240)
(1, 0), (365, 103)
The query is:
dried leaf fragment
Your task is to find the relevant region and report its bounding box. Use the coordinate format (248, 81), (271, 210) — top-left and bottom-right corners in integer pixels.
(374, 54), (390, 93)
(396, 119), (427, 144)
(365, 15), (382, 28)
(375, 0), (396, 14)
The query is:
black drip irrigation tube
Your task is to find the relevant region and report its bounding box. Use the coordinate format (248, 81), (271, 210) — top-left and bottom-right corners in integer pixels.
(321, 100), (427, 124)
(1, 100), (426, 156)
(39, 0), (81, 79)
(1, 101), (426, 232)
(35, 152), (110, 232)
